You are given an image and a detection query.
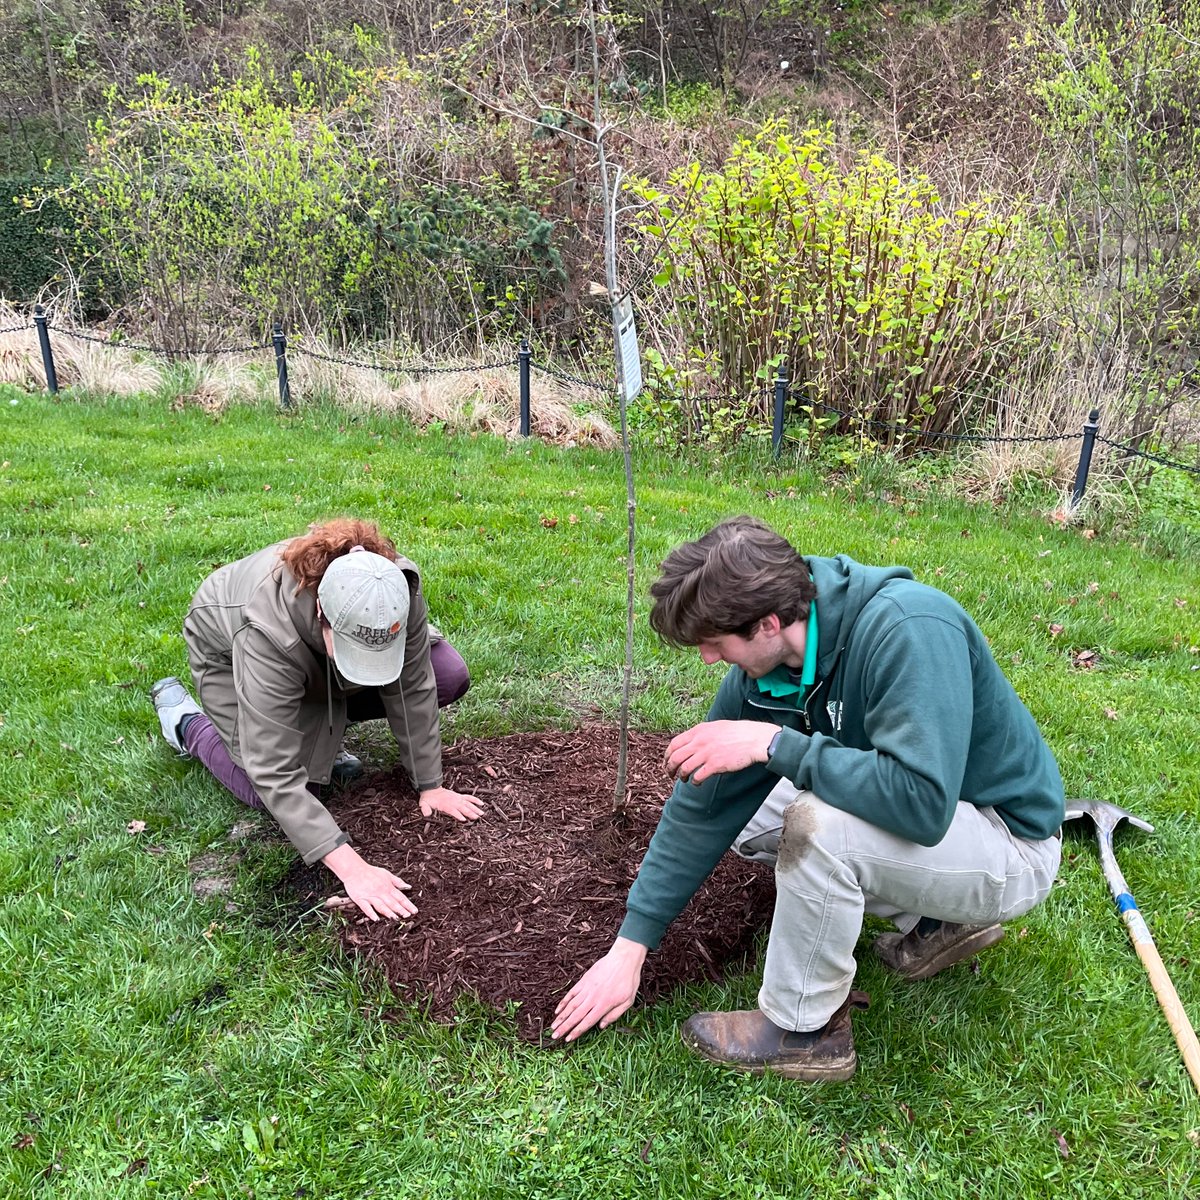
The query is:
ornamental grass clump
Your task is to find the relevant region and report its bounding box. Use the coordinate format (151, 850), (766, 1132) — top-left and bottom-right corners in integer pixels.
(631, 122), (1035, 447)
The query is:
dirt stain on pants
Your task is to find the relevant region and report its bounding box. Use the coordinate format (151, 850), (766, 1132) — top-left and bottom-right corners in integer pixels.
(777, 798), (817, 873)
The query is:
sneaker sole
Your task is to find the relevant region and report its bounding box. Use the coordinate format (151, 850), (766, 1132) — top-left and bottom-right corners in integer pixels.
(876, 924), (1005, 982)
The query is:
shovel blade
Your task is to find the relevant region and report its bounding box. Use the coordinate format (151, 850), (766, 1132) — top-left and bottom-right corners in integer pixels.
(1063, 797), (1155, 836)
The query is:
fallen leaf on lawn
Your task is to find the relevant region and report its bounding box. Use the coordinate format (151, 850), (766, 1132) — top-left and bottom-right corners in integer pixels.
(1048, 624), (1064, 637)
(127, 819), (146, 835)
(262, 483), (271, 491)
(125, 1158), (148, 1176)
(1086, 582), (1099, 594)
(1071, 649), (1099, 669)
(1082, 529), (1096, 539)
(1187, 1129), (1200, 1147)
(1175, 598), (1188, 609)
(899, 1101), (915, 1123)
(1104, 708), (1119, 720)
(540, 516), (558, 528)
(568, 513), (579, 524)
(12, 1134), (35, 1150)
(1051, 1129), (1071, 1158)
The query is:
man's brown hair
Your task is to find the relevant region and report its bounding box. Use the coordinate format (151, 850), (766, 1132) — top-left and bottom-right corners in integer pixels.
(648, 515), (815, 646)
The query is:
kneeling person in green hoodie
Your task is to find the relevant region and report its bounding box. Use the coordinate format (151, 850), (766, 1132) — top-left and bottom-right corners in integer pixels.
(551, 515), (1064, 1081)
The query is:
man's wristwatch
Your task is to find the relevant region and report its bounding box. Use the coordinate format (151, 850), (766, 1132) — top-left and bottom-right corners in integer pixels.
(767, 730), (783, 761)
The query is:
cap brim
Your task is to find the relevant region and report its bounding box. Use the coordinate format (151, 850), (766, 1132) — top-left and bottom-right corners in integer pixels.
(329, 629), (406, 686)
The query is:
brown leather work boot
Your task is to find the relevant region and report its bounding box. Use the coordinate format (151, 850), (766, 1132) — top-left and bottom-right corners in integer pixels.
(679, 991), (870, 1081)
(873, 919), (1004, 981)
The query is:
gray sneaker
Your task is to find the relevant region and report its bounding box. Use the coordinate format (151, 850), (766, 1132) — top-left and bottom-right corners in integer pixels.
(873, 920), (1004, 981)
(150, 677), (203, 754)
(331, 749), (364, 786)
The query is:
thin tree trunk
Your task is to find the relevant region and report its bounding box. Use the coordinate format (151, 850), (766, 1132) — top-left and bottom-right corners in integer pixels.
(36, 0), (64, 137)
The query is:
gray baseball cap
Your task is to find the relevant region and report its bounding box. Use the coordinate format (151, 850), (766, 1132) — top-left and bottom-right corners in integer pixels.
(317, 550), (410, 686)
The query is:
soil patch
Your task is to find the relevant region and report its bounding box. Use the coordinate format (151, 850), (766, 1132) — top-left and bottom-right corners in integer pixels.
(287, 725), (775, 1041)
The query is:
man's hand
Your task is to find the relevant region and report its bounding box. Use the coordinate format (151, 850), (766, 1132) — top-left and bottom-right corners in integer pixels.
(419, 786), (485, 821)
(323, 843), (417, 921)
(551, 937), (648, 1042)
(663, 720), (779, 785)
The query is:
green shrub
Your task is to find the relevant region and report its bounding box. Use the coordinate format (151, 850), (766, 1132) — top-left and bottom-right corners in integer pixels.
(376, 182), (567, 345)
(629, 121), (1034, 447)
(0, 174), (74, 301)
(58, 50), (388, 349)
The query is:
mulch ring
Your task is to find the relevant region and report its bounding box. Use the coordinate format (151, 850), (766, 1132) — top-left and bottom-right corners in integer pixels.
(286, 724), (775, 1042)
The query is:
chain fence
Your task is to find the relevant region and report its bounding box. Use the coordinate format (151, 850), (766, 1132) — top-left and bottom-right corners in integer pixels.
(5, 306), (1197, 500)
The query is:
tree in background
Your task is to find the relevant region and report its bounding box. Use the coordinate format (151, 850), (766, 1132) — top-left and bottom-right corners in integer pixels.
(1013, 0), (1200, 460)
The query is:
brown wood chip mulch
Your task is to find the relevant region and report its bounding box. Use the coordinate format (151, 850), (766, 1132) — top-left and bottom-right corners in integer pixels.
(286, 725), (775, 1042)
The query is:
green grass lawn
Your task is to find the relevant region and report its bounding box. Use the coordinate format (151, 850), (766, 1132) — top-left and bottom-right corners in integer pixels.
(2, 386), (1198, 1198)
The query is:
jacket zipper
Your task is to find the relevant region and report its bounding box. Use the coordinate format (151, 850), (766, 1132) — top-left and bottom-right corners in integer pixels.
(745, 673), (831, 735)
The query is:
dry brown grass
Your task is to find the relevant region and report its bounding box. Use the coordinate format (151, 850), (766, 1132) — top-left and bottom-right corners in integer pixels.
(0, 311), (617, 447)
(52, 337), (163, 395)
(292, 339), (617, 448)
(398, 368), (616, 448)
(963, 352), (1152, 508)
(161, 356), (268, 413)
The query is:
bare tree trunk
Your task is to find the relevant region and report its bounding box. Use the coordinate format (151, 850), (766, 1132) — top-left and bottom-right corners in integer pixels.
(36, 0), (64, 137)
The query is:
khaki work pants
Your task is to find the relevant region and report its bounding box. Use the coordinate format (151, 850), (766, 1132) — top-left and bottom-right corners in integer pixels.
(733, 784), (1062, 1032)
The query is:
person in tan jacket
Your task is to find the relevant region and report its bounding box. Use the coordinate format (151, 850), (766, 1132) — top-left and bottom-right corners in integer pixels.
(150, 518), (482, 921)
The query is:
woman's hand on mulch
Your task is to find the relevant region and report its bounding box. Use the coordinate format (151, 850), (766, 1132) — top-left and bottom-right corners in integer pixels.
(419, 786), (485, 821)
(323, 842), (417, 922)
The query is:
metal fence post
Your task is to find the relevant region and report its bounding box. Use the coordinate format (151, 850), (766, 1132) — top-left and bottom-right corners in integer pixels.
(518, 338), (531, 437)
(34, 305), (59, 394)
(772, 363), (789, 457)
(272, 321), (291, 409)
(1070, 407), (1100, 509)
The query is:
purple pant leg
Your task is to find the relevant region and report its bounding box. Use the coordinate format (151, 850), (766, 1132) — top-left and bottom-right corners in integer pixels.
(181, 714), (320, 811)
(430, 637), (470, 707)
(183, 636), (467, 811)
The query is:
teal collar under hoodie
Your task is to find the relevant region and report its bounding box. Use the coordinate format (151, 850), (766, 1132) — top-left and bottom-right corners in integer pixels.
(619, 554), (1065, 950)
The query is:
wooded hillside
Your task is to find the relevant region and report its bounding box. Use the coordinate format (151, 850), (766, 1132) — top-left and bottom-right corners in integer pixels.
(3, 1), (1198, 460)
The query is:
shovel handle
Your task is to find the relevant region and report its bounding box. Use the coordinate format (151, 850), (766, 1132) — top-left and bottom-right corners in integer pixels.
(1121, 904), (1200, 1096)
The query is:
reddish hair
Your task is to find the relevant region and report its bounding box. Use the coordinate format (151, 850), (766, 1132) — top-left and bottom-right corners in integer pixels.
(279, 518), (399, 594)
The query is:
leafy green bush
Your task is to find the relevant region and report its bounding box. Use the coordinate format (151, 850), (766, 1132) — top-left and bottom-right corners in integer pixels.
(58, 50), (388, 349)
(629, 121), (1034, 446)
(376, 183), (566, 345)
(0, 174), (73, 301)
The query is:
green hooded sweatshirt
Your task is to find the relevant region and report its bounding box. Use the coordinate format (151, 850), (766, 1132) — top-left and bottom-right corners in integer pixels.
(619, 555), (1065, 950)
